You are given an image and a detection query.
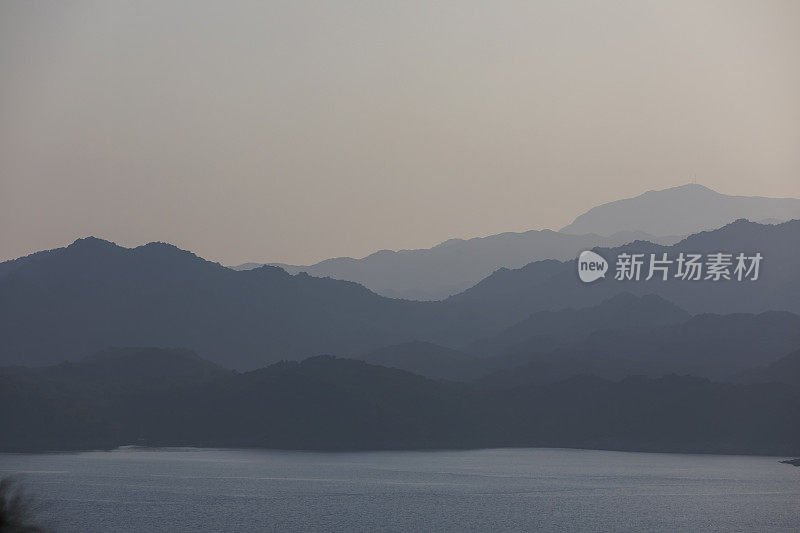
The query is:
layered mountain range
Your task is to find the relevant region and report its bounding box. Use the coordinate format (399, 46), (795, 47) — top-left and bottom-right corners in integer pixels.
(3, 185), (800, 455)
(1, 219), (799, 370)
(234, 184), (800, 300)
(3, 347), (799, 454)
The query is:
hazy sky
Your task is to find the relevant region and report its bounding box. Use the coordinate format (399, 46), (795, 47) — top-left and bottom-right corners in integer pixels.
(1, 1), (799, 265)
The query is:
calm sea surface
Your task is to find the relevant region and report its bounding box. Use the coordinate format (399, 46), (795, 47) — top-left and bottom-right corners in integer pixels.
(0, 447), (798, 532)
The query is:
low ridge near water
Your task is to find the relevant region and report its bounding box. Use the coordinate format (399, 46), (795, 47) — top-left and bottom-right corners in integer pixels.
(2, 347), (799, 455)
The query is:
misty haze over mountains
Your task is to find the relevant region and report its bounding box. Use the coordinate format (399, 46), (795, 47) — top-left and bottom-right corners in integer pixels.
(234, 184), (800, 300)
(2, 218), (799, 370)
(4, 6), (800, 532)
(349, 294), (800, 385)
(244, 230), (679, 301)
(449, 217), (800, 319)
(2, 185), (800, 456)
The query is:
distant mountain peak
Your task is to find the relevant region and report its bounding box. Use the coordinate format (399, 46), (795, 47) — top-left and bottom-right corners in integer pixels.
(63, 237), (207, 265)
(67, 236), (118, 250)
(655, 183), (715, 193)
(135, 241), (214, 266)
(140, 241), (182, 251)
(560, 184), (800, 237)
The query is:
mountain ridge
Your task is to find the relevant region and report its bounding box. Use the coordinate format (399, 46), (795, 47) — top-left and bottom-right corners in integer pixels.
(233, 229), (680, 300)
(561, 183), (800, 236)
(3, 351), (799, 455)
(2, 219), (799, 370)
(230, 184), (799, 300)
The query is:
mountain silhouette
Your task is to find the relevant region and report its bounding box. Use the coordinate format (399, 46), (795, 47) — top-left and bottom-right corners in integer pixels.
(49, 347), (228, 391)
(472, 354), (662, 390)
(0, 238), (443, 369)
(450, 219), (800, 316)
(354, 340), (481, 381)
(3, 353), (799, 455)
(735, 349), (800, 386)
(2, 220), (799, 370)
(469, 310), (800, 386)
(468, 293), (690, 356)
(329, 293), (797, 385)
(560, 183), (800, 236)
(231, 184), (800, 301)
(234, 229), (678, 300)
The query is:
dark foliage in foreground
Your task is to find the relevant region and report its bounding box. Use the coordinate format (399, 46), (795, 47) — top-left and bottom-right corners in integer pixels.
(2, 348), (799, 456)
(0, 477), (43, 533)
